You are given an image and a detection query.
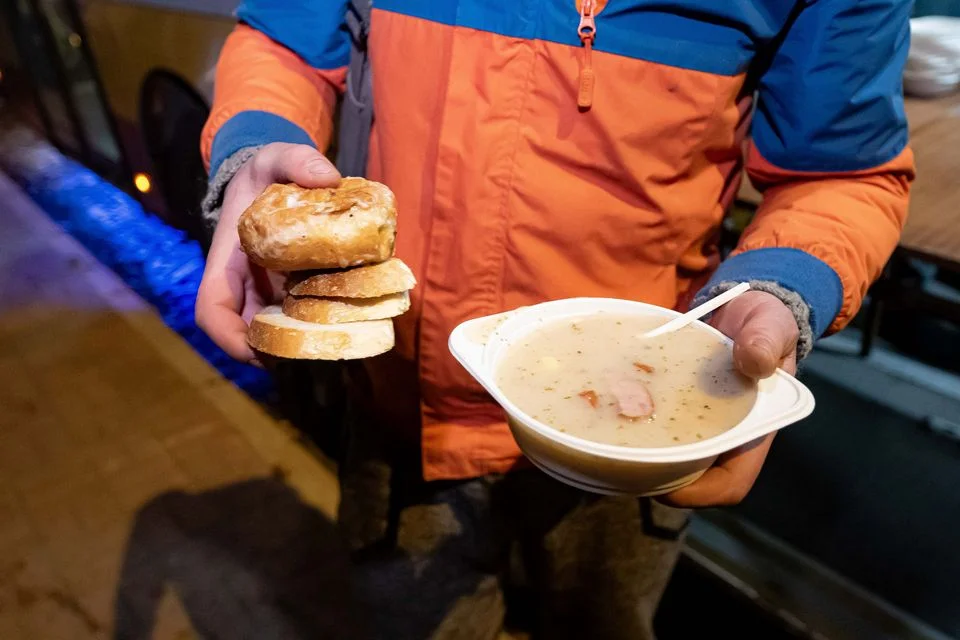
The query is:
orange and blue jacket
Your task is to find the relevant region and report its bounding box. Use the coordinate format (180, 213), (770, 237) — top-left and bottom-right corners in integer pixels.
(201, 0), (914, 481)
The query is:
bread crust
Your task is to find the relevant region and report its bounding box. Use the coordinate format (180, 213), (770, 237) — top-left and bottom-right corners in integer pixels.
(248, 306), (395, 360)
(282, 291), (410, 323)
(238, 178), (397, 271)
(286, 258), (416, 298)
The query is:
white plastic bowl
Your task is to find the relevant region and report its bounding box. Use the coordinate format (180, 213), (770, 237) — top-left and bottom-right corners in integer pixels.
(449, 298), (815, 496)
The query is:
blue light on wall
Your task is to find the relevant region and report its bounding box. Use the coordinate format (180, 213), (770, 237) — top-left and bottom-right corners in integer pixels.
(0, 135), (273, 400)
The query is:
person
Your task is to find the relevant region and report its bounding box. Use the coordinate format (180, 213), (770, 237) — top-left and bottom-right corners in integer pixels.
(195, 1), (914, 637)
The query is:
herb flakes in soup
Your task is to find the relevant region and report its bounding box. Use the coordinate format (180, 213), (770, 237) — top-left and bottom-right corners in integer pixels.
(495, 314), (758, 447)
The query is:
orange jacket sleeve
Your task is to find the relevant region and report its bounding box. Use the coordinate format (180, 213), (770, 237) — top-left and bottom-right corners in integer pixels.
(699, 0), (915, 341)
(200, 0), (349, 177)
(739, 145), (914, 333)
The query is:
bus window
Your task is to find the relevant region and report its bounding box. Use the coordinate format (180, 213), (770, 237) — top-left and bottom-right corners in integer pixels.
(140, 70), (210, 247)
(34, 0), (123, 169)
(4, 0), (83, 155)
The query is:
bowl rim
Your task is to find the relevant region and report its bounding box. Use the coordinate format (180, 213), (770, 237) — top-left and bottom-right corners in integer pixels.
(458, 297), (813, 463)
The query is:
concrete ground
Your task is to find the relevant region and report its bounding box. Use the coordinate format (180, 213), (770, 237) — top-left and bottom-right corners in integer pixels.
(0, 171), (350, 639)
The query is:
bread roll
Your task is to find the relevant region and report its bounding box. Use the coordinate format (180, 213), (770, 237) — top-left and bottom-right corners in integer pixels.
(248, 306), (394, 360)
(287, 258), (417, 298)
(238, 178), (397, 271)
(282, 292), (410, 324)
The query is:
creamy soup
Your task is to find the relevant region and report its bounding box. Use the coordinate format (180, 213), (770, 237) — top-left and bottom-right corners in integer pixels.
(495, 314), (757, 447)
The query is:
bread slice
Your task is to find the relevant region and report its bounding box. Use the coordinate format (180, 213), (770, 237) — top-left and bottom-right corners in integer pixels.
(282, 291), (410, 324)
(248, 306), (394, 360)
(287, 258), (416, 298)
(238, 178), (397, 271)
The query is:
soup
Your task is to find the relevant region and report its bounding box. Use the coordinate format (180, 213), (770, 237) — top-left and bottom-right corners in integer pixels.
(495, 314), (757, 447)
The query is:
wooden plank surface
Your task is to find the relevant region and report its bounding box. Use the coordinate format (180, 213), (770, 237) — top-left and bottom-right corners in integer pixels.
(0, 171), (341, 639)
(900, 93), (960, 265)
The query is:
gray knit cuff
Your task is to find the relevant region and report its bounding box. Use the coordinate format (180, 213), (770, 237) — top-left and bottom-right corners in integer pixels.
(201, 146), (262, 232)
(694, 280), (814, 359)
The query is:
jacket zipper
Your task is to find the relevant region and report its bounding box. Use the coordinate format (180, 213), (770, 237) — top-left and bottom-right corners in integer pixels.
(577, 0), (598, 109)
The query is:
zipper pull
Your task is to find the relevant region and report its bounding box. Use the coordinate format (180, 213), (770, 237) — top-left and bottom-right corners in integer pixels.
(577, 0), (596, 109)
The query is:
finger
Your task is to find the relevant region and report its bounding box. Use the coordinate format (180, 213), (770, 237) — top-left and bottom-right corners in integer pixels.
(659, 433), (775, 508)
(251, 142), (341, 189)
(205, 303), (256, 363)
(733, 305), (797, 379)
(204, 199), (245, 267)
(196, 261), (257, 363)
(711, 291), (798, 379)
(241, 266), (271, 325)
(266, 269), (288, 299)
(248, 263), (285, 307)
(780, 350), (798, 376)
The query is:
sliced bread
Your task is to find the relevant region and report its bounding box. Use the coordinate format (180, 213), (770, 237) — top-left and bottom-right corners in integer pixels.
(282, 291), (410, 324)
(248, 306), (395, 360)
(238, 178), (397, 271)
(286, 257), (417, 298)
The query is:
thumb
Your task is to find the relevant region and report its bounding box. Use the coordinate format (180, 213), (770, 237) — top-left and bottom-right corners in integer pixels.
(252, 142), (342, 189)
(711, 291), (799, 379)
(734, 324), (785, 379)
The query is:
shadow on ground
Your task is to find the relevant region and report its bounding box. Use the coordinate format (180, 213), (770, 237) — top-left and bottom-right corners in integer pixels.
(113, 477), (366, 639)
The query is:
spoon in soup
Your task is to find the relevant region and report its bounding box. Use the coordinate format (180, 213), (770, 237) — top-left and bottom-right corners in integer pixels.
(641, 282), (751, 339)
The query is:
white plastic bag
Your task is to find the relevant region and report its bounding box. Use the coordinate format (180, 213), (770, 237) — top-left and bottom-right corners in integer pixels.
(905, 17), (960, 97)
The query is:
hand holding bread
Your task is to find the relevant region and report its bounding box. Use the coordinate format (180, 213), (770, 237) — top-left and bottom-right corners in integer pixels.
(195, 142), (414, 362)
(195, 143), (343, 363)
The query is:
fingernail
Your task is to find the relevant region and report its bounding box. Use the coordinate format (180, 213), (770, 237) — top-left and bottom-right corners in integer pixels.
(749, 336), (774, 356)
(306, 159), (334, 176)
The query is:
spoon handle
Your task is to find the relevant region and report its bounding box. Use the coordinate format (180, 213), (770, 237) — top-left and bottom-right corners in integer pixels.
(642, 282), (751, 339)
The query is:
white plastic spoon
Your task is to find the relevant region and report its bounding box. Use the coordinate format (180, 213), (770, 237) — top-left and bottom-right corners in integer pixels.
(641, 282), (751, 339)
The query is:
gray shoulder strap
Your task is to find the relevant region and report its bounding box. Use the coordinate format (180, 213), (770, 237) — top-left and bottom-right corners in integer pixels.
(336, 0), (374, 177)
